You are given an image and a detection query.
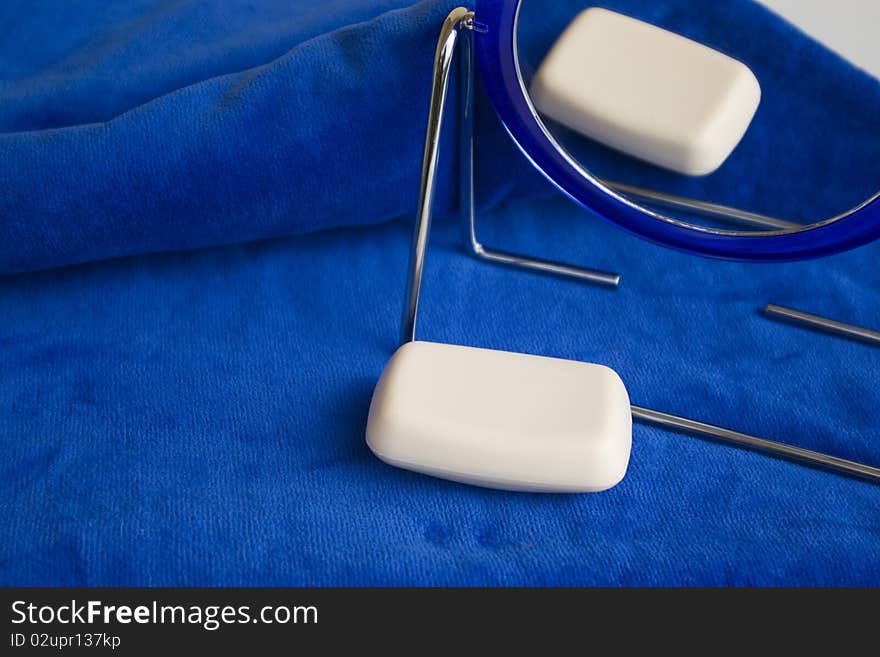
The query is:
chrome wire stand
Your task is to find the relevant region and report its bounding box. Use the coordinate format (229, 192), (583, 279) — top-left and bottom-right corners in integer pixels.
(399, 7), (880, 485)
(400, 8), (621, 345)
(457, 16), (621, 290)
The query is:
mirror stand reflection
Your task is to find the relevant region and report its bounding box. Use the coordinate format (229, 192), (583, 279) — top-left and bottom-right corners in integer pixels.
(517, 1), (880, 235)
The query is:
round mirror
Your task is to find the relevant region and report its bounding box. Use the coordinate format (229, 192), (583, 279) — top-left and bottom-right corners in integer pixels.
(475, 0), (880, 259)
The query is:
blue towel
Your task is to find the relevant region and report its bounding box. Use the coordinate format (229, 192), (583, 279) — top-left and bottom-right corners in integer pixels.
(1, 0), (879, 585)
(2, 194), (879, 586)
(0, 0), (464, 273)
(3, 0), (877, 274)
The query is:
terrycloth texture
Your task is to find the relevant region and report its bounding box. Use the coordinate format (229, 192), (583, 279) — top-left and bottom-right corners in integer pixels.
(2, 0), (879, 274)
(1, 197), (879, 586)
(1, 0), (879, 586)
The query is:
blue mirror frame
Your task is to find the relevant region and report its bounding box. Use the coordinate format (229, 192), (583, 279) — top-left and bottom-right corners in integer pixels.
(473, 0), (880, 261)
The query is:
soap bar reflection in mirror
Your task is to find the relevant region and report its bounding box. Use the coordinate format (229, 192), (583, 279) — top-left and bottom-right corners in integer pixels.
(516, 0), (880, 233)
(530, 8), (762, 177)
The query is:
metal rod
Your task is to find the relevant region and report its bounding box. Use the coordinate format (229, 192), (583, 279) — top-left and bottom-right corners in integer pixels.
(403, 8), (620, 344)
(467, 245), (620, 286)
(604, 181), (802, 231)
(632, 405), (880, 484)
(400, 7), (472, 344)
(402, 9), (879, 487)
(458, 17), (621, 288)
(764, 304), (880, 347)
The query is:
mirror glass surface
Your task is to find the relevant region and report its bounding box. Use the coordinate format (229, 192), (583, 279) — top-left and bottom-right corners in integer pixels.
(515, 0), (880, 233)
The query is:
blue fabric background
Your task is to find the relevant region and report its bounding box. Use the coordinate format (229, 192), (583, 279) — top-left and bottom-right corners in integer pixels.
(1, 0), (879, 585)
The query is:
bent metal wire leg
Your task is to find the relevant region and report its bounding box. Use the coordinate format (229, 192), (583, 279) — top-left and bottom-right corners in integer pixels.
(458, 20), (621, 288)
(401, 8), (880, 484)
(401, 7), (621, 344)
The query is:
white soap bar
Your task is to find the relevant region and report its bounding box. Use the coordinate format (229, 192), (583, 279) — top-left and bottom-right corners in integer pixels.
(530, 8), (761, 176)
(366, 341), (632, 492)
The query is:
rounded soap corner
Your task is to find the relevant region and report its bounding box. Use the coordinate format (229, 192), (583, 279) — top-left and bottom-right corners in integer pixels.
(577, 5), (612, 23)
(364, 390), (386, 455)
(680, 130), (741, 177)
(528, 67), (558, 117)
(735, 57), (762, 103)
(678, 127), (732, 176)
(594, 432), (633, 494)
(364, 418), (387, 460)
(374, 340), (425, 389)
(685, 63), (762, 178)
(365, 386), (405, 466)
(682, 154), (724, 178)
(366, 349), (406, 450)
(594, 362), (631, 402)
(595, 461), (630, 493)
(731, 59), (763, 134)
(390, 339), (421, 361)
